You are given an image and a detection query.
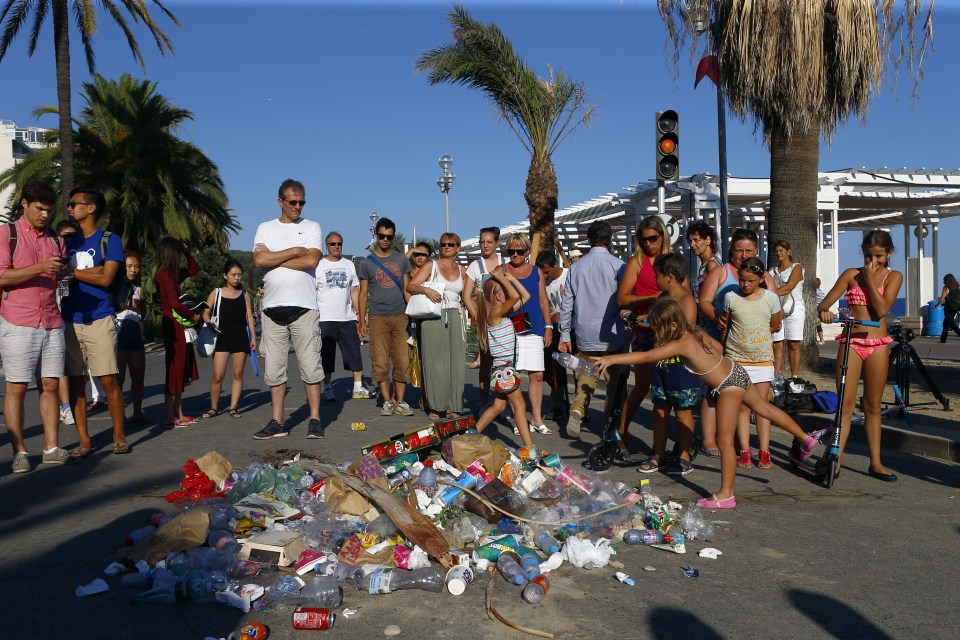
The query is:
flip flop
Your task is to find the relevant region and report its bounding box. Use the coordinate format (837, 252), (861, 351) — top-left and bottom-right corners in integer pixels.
(700, 446), (722, 458)
(112, 442), (131, 455)
(70, 447), (93, 458)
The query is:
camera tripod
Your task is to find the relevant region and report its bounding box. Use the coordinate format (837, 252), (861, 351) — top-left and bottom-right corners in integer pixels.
(889, 338), (950, 410)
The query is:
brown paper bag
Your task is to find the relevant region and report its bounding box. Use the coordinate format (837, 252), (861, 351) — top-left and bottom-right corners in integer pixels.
(126, 506), (211, 565)
(324, 454), (390, 516)
(337, 534), (397, 567)
(194, 451), (233, 488)
(441, 434), (509, 475)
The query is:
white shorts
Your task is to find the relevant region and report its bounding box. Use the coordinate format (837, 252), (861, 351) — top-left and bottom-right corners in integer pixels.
(515, 333), (545, 372)
(741, 364), (774, 384)
(0, 318), (65, 382)
(772, 307), (805, 342)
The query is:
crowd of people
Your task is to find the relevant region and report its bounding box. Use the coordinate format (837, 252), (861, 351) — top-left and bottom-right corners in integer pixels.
(1, 178), (905, 501)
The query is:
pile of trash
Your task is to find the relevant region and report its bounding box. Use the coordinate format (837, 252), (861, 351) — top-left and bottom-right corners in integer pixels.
(79, 433), (719, 635)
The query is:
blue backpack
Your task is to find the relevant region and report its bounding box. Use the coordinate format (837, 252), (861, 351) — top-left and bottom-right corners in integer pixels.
(811, 391), (838, 413)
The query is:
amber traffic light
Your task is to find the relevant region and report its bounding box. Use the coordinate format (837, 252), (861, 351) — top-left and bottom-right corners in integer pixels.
(655, 110), (679, 181)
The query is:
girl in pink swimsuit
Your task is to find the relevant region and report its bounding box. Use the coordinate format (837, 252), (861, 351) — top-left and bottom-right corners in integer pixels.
(816, 230), (903, 482)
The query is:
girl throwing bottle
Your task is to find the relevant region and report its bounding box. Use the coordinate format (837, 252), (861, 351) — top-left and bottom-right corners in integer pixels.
(815, 230), (902, 482)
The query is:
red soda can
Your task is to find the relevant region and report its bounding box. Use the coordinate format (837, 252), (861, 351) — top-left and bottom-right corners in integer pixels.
(292, 606), (336, 630)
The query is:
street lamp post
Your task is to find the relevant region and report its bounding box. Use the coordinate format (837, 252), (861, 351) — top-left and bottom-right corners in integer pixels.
(437, 155), (456, 232)
(369, 211), (379, 247)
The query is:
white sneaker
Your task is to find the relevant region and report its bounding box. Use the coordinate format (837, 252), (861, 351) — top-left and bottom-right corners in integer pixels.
(322, 385), (336, 402)
(352, 387), (374, 399)
(393, 401), (414, 417)
(60, 405), (75, 426)
(381, 401), (396, 416)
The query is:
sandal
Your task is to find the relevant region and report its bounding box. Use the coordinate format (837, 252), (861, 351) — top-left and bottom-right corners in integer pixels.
(427, 412), (441, 421)
(201, 408), (219, 419)
(667, 458), (694, 476)
(637, 455), (662, 474)
(530, 424), (553, 435)
(70, 447), (93, 458)
(228, 408), (243, 419)
(112, 442), (131, 455)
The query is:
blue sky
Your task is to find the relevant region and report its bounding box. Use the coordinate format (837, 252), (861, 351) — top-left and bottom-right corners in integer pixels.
(2, 0), (958, 279)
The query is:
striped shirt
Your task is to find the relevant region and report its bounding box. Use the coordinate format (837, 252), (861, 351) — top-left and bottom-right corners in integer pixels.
(487, 320), (516, 367)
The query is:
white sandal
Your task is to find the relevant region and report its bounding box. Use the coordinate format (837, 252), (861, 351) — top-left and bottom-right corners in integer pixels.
(530, 424), (553, 435)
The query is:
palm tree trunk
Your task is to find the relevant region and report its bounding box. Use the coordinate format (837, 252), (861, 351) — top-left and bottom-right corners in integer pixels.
(767, 126), (821, 373)
(525, 154), (558, 257)
(53, 0), (75, 197)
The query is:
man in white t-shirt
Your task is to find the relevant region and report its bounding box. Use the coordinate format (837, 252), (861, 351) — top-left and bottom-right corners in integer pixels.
(463, 226), (502, 404)
(316, 231), (371, 402)
(252, 179), (324, 440)
(536, 250), (569, 421)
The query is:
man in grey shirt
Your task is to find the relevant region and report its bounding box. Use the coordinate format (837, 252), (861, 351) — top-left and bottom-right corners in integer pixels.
(357, 217), (414, 416)
(558, 220), (625, 438)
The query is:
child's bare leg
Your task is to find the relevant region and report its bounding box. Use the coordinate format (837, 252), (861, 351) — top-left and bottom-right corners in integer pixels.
(833, 351), (864, 466)
(699, 396), (718, 452)
(475, 397), (507, 433)
(736, 405), (752, 453)
(745, 385), (808, 441)
(507, 389), (535, 447)
(713, 388), (744, 500)
(675, 408), (695, 462)
(753, 381), (771, 451)
(652, 405), (669, 458)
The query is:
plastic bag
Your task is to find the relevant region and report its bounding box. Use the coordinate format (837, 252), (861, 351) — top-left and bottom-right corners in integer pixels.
(165, 460), (226, 504)
(561, 536), (611, 569)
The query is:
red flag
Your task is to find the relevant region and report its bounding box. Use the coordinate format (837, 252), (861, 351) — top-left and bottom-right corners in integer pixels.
(694, 55), (720, 89)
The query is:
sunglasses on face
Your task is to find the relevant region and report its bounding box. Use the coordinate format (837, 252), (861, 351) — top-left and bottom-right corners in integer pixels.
(377, 233), (394, 240)
(640, 234), (661, 243)
(66, 201), (90, 209)
(440, 242), (457, 248)
(283, 199), (306, 207)
(327, 242), (342, 246)
(413, 252), (429, 258)
(507, 248), (526, 256)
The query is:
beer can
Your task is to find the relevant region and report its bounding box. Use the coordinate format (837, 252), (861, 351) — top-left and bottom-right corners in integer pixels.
(292, 606), (336, 630)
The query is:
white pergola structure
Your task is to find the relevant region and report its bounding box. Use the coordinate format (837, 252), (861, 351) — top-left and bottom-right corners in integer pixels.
(459, 168), (960, 317)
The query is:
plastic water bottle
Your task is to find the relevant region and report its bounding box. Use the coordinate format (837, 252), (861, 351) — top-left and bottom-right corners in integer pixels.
(416, 464), (437, 495)
(519, 552), (541, 581)
(299, 575), (342, 609)
(536, 532), (560, 555)
(496, 552), (525, 586)
(497, 518), (524, 536)
(773, 372), (786, 399)
(622, 529), (646, 545)
(316, 561), (364, 589)
(521, 574), (550, 605)
(361, 568), (445, 594)
(131, 576), (211, 604)
(207, 530), (241, 554)
(552, 352), (597, 377)
(124, 525), (157, 546)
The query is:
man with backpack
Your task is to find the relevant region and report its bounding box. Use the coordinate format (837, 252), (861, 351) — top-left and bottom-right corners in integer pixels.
(61, 187), (128, 456)
(0, 181), (79, 472)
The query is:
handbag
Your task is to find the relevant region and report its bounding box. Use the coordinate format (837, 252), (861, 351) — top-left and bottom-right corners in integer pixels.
(405, 260), (444, 320)
(510, 312), (532, 335)
(196, 289), (221, 358)
(490, 330), (521, 394)
(772, 266), (797, 318)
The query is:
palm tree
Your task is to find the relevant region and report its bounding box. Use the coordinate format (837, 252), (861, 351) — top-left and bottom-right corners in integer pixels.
(0, 0), (178, 197)
(0, 73), (236, 254)
(416, 3), (594, 257)
(657, 0), (933, 368)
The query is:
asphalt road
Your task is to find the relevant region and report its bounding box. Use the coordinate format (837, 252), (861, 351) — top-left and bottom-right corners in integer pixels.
(1, 339), (957, 640)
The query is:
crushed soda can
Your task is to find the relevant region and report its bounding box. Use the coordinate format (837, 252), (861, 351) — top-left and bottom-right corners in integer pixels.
(351, 422), (366, 431)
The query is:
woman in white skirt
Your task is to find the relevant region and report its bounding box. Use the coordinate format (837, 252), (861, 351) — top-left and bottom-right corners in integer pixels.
(769, 240), (806, 378)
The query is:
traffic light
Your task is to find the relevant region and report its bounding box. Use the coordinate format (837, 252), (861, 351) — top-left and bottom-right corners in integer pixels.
(655, 110), (679, 181)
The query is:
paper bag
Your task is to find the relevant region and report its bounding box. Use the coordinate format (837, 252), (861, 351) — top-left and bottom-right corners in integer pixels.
(324, 454), (390, 516)
(441, 434), (509, 475)
(337, 534), (397, 567)
(126, 507), (211, 565)
(194, 451), (233, 488)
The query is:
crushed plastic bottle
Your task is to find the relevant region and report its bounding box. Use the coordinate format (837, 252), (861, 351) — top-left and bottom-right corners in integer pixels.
(361, 568), (445, 594)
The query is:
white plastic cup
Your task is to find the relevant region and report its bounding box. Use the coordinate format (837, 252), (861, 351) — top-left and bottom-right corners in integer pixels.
(445, 565), (474, 596)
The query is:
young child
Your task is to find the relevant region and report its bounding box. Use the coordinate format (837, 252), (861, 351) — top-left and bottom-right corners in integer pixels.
(116, 249), (149, 423)
(595, 299), (818, 509)
(814, 230), (902, 482)
(720, 257), (782, 469)
(474, 269), (535, 447)
(637, 254), (700, 475)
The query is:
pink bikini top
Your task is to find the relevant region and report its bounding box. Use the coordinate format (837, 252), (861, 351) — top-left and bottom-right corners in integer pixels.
(845, 269), (891, 306)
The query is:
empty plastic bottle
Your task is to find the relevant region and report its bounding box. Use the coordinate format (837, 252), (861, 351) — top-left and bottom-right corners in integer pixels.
(497, 518), (524, 536)
(496, 552), (525, 586)
(772, 372), (786, 399)
(622, 529), (646, 545)
(316, 561), (364, 589)
(207, 530), (242, 554)
(124, 525), (157, 546)
(536, 532), (560, 555)
(519, 552), (541, 581)
(361, 568), (445, 594)
(131, 577), (211, 604)
(521, 574), (550, 605)
(552, 352), (597, 377)
(299, 575), (342, 609)
(416, 465), (437, 495)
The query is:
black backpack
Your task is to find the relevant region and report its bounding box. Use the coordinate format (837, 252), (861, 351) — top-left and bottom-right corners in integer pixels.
(97, 230), (130, 313)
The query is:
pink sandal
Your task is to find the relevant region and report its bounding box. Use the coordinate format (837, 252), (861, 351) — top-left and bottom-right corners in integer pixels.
(697, 494), (737, 509)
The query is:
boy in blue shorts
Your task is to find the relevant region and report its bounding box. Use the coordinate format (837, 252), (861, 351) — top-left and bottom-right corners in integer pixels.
(637, 254), (701, 476)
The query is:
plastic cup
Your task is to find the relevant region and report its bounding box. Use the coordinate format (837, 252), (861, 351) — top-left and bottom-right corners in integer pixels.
(445, 565), (474, 596)
(540, 453), (561, 468)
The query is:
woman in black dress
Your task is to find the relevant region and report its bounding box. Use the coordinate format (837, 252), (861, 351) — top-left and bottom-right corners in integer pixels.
(200, 260), (257, 419)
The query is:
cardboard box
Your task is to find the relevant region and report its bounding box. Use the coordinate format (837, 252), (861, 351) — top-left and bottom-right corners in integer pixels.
(238, 530), (306, 567)
(360, 415), (477, 462)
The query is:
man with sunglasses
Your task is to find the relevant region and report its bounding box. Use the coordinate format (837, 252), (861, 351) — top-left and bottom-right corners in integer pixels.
(316, 231), (372, 402)
(252, 179), (324, 439)
(357, 217), (414, 416)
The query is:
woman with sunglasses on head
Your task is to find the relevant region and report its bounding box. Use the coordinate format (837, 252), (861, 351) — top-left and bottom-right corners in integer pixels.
(698, 229), (777, 455)
(769, 240), (806, 378)
(407, 233), (469, 420)
(615, 216), (672, 462)
(499, 233), (553, 435)
(407, 242), (433, 413)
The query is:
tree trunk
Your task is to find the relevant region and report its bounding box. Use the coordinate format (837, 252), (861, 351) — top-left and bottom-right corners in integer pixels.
(53, 0), (75, 198)
(767, 126), (821, 374)
(525, 154), (558, 258)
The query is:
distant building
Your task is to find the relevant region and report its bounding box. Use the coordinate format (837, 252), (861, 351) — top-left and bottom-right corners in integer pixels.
(1, 120), (53, 221)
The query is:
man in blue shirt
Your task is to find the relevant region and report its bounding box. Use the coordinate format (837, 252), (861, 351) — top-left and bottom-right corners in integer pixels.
(61, 188), (128, 455)
(558, 220), (625, 438)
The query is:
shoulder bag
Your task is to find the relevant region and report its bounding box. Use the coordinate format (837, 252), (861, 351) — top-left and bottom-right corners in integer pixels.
(197, 289), (221, 358)
(771, 265), (796, 318)
(405, 260), (444, 320)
